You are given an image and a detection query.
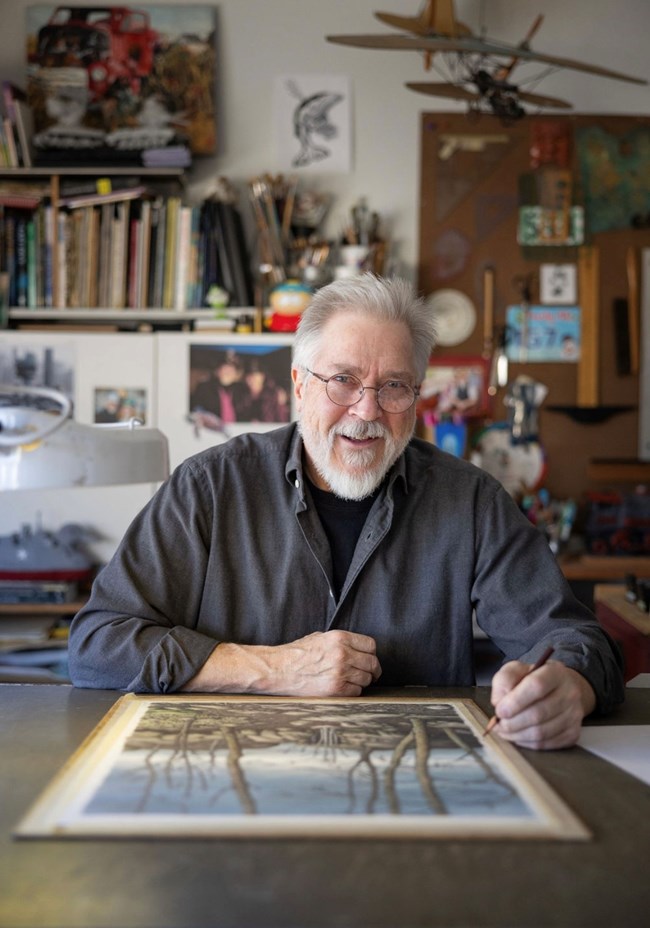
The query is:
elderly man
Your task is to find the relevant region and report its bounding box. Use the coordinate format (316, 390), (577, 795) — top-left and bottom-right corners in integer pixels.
(69, 274), (623, 750)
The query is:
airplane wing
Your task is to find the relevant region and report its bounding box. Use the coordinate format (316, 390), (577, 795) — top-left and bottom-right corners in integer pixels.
(405, 82), (573, 109)
(326, 33), (648, 85)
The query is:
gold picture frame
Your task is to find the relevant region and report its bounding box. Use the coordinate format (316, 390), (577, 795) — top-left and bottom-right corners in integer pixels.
(15, 695), (590, 840)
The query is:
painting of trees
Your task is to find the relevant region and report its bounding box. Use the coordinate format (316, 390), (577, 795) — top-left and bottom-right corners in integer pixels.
(83, 700), (528, 819)
(16, 696), (590, 839)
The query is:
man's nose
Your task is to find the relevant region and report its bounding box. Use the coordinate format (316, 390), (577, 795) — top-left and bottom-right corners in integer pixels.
(350, 387), (382, 420)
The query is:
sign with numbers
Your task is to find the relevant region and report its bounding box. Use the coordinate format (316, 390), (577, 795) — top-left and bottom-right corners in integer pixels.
(505, 306), (581, 362)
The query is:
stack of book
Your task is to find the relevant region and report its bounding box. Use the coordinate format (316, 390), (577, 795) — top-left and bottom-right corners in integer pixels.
(0, 81), (33, 168)
(0, 183), (254, 310)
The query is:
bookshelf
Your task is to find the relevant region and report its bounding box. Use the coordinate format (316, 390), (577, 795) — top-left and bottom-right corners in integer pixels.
(0, 166), (254, 316)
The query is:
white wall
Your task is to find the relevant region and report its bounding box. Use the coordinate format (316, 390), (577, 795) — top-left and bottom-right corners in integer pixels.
(2, 0), (650, 559)
(2, 0), (649, 278)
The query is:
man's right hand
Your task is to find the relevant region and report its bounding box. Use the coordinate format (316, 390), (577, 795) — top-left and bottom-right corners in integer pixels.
(182, 629), (382, 697)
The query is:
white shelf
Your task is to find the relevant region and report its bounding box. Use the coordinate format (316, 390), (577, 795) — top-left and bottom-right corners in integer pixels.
(0, 167), (184, 178)
(8, 308), (226, 322)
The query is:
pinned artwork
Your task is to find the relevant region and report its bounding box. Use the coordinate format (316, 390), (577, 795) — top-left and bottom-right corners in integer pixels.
(274, 74), (351, 173)
(505, 306), (581, 362)
(14, 695), (590, 840)
(540, 264), (577, 305)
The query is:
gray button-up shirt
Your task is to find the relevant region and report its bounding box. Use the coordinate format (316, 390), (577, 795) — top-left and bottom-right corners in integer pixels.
(69, 425), (624, 712)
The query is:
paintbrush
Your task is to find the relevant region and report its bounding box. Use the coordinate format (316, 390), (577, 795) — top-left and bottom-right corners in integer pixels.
(483, 645), (555, 736)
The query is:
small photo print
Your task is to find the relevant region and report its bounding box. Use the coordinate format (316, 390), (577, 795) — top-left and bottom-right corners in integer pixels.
(189, 343), (292, 430)
(94, 387), (147, 424)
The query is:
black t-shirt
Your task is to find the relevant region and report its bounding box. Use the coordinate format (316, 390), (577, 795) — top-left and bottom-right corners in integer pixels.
(307, 477), (378, 599)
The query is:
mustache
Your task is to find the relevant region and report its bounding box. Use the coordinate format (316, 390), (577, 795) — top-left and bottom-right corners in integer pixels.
(331, 421), (389, 441)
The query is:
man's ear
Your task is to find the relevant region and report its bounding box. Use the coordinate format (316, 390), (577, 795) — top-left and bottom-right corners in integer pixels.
(291, 367), (305, 408)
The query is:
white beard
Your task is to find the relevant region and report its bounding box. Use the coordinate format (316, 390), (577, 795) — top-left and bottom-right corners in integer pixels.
(298, 417), (412, 500)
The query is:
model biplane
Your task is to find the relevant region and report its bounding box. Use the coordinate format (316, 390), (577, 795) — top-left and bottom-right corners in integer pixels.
(327, 0), (647, 121)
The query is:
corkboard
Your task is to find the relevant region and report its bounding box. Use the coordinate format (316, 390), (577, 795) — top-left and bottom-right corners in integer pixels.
(418, 113), (650, 500)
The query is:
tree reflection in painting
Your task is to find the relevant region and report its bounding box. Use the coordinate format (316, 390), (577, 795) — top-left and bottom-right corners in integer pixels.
(84, 701), (527, 818)
(15, 696), (591, 839)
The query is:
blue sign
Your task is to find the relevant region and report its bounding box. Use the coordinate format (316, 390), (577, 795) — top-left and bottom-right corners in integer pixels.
(505, 306), (581, 362)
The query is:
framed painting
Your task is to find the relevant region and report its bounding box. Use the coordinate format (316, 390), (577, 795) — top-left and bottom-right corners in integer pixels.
(156, 332), (295, 470)
(14, 695), (590, 840)
(418, 355), (490, 419)
(26, 5), (216, 161)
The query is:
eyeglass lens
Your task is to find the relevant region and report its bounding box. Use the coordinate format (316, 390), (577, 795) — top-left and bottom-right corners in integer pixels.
(326, 375), (415, 413)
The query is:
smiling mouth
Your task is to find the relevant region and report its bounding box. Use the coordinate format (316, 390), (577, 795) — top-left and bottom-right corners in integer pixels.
(340, 434), (380, 446)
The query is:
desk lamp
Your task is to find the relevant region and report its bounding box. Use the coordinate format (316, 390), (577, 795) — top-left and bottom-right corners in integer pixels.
(0, 384), (169, 490)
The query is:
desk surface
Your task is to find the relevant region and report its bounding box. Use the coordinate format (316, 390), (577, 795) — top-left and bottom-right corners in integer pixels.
(1, 684), (649, 928)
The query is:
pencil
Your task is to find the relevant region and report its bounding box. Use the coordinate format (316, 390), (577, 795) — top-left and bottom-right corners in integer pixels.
(482, 645), (556, 736)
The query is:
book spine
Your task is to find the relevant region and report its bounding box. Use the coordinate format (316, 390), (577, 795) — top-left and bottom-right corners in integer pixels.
(43, 204), (54, 308)
(2, 117), (17, 168)
(87, 206), (100, 307)
(56, 211), (68, 308)
(162, 197), (179, 309)
(115, 201), (131, 309)
(26, 217), (37, 307)
(14, 215), (27, 307)
(174, 205), (192, 310)
(0, 121), (7, 166)
(127, 212), (139, 309)
(152, 201), (166, 308)
(188, 205), (201, 308)
(98, 203), (112, 309)
(5, 212), (16, 306)
(138, 199), (151, 309)
(13, 99), (32, 168)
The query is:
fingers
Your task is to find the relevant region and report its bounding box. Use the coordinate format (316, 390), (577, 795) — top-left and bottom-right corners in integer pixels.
(278, 630), (382, 697)
(490, 660), (550, 718)
(489, 661), (594, 750)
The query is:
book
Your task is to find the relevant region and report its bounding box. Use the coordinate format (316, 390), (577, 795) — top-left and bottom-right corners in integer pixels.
(87, 207), (100, 307)
(152, 198), (167, 308)
(58, 185), (147, 210)
(55, 211), (69, 308)
(1, 82), (32, 167)
(0, 121), (7, 166)
(110, 201), (130, 309)
(42, 203), (55, 307)
(162, 196), (180, 308)
(13, 98), (33, 168)
(174, 204), (192, 310)
(138, 199), (152, 308)
(25, 215), (37, 308)
(127, 207), (140, 309)
(14, 214), (28, 307)
(2, 117), (18, 168)
(5, 211), (16, 305)
(97, 203), (113, 308)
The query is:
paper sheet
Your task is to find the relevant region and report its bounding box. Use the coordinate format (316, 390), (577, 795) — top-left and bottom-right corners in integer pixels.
(578, 726), (650, 787)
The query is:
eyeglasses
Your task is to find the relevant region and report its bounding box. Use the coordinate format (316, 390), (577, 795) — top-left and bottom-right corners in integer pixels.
(307, 369), (419, 414)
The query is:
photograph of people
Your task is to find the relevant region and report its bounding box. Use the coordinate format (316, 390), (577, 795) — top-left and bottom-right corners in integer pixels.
(188, 344), (292, 431)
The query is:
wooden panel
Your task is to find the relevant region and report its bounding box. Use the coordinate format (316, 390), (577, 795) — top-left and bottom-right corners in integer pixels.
(577, 245), (599, 406)
(418, 113), (650, 500)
